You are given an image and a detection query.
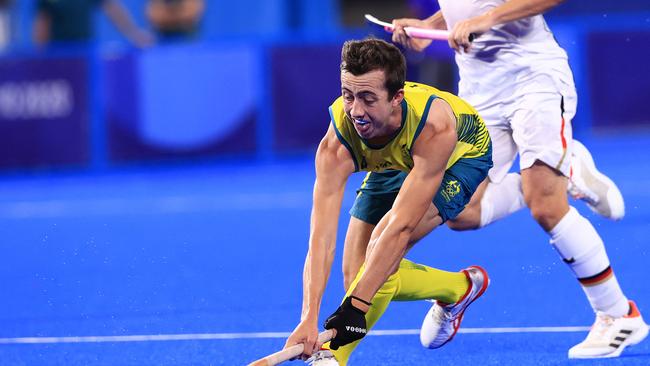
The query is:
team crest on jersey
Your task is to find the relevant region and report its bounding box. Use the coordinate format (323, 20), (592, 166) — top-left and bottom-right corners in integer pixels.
(441, 180), (461, 202)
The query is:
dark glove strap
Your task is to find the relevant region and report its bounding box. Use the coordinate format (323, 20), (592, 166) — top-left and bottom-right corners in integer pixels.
(349, 295), (372, 306)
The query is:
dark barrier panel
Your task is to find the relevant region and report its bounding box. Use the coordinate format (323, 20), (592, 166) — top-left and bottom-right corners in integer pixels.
(588, 31), (650, 129)
(104, 45), (259, 162)
(271, 44), (342, 152)
(0, 57), (89, 168)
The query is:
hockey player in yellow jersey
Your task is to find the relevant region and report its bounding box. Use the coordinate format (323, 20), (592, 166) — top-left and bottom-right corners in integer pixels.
(283, 38), (493, 365)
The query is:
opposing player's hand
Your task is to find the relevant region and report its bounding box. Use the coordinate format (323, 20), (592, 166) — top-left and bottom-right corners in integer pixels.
(323, 296), (368, 350)
(391, 18), (433, 52)
(285, 318), (320, 360)
(449, 13), (492, 52)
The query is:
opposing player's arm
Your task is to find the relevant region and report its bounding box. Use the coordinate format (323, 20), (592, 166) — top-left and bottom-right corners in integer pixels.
(392, 10), (447, 52)
(424, 10), (447, 30)
(449, 0), (564, 51)
(484, 0), (564, 26)
(350, 98), (457, 306)
(284, 123), (355, 356)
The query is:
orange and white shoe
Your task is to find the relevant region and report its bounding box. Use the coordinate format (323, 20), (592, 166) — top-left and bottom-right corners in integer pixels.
(420, 266), (489, 349)
(568, 140), (625, 220)
(568, 300), (649, 359)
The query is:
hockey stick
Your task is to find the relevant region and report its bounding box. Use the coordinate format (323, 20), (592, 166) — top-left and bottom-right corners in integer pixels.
(365, 14), (476, 42)
(247, 330), (335, 366)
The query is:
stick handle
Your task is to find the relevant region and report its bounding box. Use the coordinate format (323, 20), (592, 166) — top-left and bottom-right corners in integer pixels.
(365, 13), (477, 42)
(404, 27), (449, 41)
(247, 330), (335, 366)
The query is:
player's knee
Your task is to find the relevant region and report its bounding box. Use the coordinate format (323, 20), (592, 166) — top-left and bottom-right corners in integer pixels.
(528, 200), (566, 230)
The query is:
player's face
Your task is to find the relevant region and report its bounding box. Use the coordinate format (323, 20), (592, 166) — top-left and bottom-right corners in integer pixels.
(341, 69), (399, 141)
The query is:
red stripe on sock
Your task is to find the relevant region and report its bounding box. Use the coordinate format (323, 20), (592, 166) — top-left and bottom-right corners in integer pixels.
(579, 266), (613, 287)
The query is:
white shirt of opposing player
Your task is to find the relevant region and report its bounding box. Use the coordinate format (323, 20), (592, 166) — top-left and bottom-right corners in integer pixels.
(437, 0), (576, 111)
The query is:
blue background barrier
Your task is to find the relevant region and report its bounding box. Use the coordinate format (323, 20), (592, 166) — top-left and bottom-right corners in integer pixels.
(2, 2), (649, 169)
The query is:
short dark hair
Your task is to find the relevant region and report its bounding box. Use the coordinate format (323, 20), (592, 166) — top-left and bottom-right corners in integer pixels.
(340, 38), (406, 99)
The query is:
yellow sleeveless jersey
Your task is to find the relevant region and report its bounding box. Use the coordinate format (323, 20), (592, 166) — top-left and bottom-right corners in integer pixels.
(329, 82), (490, 173)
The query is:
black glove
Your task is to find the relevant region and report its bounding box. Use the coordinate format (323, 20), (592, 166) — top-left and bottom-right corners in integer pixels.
(323, 296), (369, 350)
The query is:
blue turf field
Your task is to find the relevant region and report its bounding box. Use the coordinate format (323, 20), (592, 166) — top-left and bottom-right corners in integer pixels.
(0, 134), (649, 365)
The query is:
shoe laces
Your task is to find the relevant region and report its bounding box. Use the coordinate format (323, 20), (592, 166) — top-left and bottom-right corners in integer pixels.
(432, 302), (454, 323)
(587, 312), (616, 341)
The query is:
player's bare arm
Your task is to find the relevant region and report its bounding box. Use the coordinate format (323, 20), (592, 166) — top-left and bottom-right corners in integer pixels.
(450, 0), (565, 51)
(284, 124), (355, 358)
(349, 98), (458, 309)
(391, 10), (446, 51)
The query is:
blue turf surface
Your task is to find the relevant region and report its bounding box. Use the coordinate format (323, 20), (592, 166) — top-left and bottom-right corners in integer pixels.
(0, 134), (649, 365)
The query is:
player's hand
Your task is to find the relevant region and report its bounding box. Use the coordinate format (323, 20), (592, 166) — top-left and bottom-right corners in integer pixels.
(391, 18), (433, 52)
(323, 296), (368, 350)
(449, 13), (492, 52)
(285, 318), (320, 360)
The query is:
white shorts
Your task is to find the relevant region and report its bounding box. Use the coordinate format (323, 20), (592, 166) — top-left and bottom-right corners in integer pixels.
(464, 74), (578, 183)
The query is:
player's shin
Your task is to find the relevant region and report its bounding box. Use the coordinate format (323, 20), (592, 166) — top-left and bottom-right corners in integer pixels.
(325, 259), (468, 365)
(549, 206), (628, 316)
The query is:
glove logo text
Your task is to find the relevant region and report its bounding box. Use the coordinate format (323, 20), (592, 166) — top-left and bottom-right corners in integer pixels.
(345, 326), (367, 334)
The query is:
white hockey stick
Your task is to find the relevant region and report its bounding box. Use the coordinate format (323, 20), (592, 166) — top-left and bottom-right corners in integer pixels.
(247, 330), (335, 366)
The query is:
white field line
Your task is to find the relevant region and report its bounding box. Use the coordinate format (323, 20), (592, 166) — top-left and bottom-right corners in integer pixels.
(0, 192), (311, 219)
(0, 326), (592, 345)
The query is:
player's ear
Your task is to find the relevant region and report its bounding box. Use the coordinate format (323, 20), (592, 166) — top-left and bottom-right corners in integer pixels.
(391, 89), (404, 106)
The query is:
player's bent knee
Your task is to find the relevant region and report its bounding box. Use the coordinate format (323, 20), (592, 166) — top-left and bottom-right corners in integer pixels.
(529, 202), (567, 230)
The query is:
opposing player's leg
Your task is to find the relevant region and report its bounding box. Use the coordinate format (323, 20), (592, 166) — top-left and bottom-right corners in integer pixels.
(514, 91), (647, 358)
(568, 139), (625, 220)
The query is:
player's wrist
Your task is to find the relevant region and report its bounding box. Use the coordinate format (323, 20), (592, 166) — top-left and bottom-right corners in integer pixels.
(349, 295), (372, 313)
(482, 9), (499, 28)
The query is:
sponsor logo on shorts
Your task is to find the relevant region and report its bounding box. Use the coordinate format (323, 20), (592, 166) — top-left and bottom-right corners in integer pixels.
(441, 180), (461, 202)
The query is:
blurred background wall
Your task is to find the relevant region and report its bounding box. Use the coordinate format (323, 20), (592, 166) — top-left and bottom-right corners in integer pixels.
(0, 0), (648, 171)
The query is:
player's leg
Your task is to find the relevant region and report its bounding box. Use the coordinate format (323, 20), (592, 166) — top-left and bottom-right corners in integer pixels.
(328, 164), (491, 364)
(342, 217), (373, 291)
(418, 152), (493, 348)
(344, 170), (448, 290)
(514, 92), (647, 358)
(328, 217), (470, 365)
(551, 75), (625, 220)
(343, 171), (405, 290)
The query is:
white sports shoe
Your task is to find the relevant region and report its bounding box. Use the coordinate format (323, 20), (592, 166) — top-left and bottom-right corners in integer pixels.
(569, 300), (649, 359)
(420, 266), (490, 349)
(568, 139), (625, 220)
(306, 350), (339, 365)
